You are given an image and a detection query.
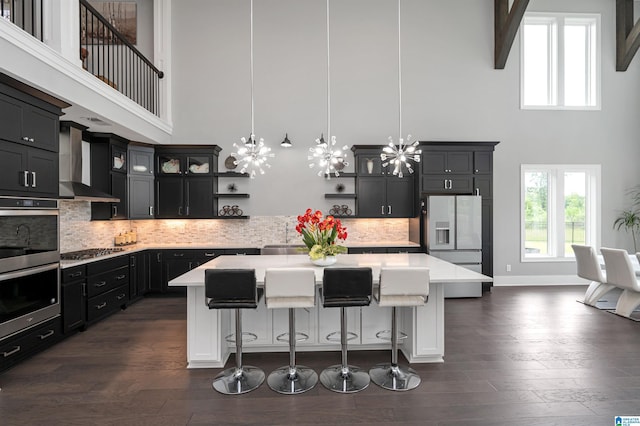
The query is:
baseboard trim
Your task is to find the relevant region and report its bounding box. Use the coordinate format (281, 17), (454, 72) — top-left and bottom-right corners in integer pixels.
(493, 275), (588, 286)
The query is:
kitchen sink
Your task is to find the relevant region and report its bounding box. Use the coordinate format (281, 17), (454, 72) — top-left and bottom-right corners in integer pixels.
(261, 244), (307, 255)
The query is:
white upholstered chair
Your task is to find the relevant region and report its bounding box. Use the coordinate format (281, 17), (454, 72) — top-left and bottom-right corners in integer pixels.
(369, 267), (430, 391)
(264, 268), (318, 394)
(600, 248), (640, 319)
(571, 244), (615, 307)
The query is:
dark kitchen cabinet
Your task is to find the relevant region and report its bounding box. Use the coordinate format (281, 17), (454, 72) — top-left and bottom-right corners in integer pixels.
(85, 256), (129, 325)
(61, 265), (87, 334)
(155, 146), (220, 219)
(0, 140), (59, 197)
(418, 141), (498, 291)
(163, 249), (220, 294)
(128, 144), (155, 219)
(352, 146), (415, 218)
(0, 316), (63, 373)
(148, 250), (164, 293)
(129, 251), (149, 302)
(0, 88), (60, 152)
(90, 134), (129, 220)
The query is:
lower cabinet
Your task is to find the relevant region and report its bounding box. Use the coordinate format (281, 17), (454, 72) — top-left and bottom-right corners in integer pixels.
(85, 256), (129, 325)
(0, 316), (63, 372)
(61, 265), (87, 334)
(129, 251), (149, 302)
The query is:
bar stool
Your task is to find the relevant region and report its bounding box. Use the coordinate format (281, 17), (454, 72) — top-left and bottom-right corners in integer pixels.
(205, 269), (265, 395)
(264, 268), (318, 394)
(320, 267), (373, 393)
(369, 267), (429, 391)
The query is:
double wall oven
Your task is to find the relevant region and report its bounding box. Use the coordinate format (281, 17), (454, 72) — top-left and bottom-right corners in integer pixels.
(0, 198), (60, 340)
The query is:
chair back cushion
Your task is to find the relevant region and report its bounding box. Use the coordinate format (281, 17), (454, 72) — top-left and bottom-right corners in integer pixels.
(601, 248), (640, 292)
(265, 268), (316, 309)
(322, 267), (372, 307)
(378, 267), (429, 307)
(205, 269), (257, 308)
(572, 244), (605, 282)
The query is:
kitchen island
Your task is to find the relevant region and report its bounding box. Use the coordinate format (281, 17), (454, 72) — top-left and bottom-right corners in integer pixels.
(169, 253), (491, 368)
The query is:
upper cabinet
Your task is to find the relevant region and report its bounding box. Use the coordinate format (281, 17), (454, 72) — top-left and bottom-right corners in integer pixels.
(421, 151), (473, 175)
(128, 144), (155, 220)
(0, 80), (64, 199)
(90, 134), (129, 220)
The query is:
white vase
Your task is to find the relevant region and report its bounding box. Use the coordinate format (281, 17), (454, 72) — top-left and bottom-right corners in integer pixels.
(366, 159), (374, 174)
(311, 255), (337, 267)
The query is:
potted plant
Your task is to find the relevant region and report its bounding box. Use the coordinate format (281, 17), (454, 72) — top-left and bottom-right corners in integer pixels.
(614, 186), (640, 252)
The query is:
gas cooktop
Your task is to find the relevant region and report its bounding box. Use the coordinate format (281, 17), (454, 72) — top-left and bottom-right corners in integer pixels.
(60, 247), (125, 261)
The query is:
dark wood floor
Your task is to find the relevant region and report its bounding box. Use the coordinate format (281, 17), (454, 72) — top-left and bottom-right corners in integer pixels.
(1, 286), (639, 425)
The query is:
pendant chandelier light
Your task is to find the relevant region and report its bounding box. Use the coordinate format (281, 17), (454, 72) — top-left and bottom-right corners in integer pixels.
(232, 0), (274, 178)
(309, 0), (349, 178)
(380, 0), (420, 179)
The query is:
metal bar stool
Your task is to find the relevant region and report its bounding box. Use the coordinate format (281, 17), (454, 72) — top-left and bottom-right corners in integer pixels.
(205, 269), (265, 395)
(320, 267), (373, 393)
(264, 267), (318, 394)
(369, 267), (429, 391)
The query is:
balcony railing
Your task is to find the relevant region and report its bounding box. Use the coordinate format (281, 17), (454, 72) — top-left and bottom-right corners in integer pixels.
(79, 0), (164, 116)
(1, 0), (43, 41)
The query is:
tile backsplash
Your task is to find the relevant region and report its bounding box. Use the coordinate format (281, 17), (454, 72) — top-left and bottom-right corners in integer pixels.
(59, 201), (410, 252)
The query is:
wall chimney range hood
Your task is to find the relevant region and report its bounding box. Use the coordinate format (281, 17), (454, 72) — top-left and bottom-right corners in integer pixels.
(59, 121), (120, 202)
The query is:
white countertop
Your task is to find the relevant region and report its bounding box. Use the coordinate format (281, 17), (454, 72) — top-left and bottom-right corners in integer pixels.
(168, 253), (491, 286)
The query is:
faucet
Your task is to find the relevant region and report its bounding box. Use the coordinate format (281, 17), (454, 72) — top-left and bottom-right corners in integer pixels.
(16, 223), (31, 247)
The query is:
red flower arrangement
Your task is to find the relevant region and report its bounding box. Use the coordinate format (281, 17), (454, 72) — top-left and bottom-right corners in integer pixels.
(296, 209), (348, 260)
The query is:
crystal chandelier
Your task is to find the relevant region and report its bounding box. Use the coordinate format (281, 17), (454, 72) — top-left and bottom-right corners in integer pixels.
(310, 0), (349, 178)
(231, 0), (273, 178)
(381, 135), (421, 178)
(232, 134), (274, 178)
(308, 135), (349, 177)
(381, 0), (420, 179)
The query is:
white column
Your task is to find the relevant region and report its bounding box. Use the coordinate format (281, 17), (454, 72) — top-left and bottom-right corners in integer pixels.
(44, 0), (81, 66)
(154, 0), (171, 123)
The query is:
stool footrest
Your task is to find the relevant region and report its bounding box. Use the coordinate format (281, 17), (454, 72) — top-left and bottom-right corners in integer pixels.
(326, 331), (358, 342)
(225, 331), (258, 344)
(275, 331), (309, 343)
(375, 329), (408, 342)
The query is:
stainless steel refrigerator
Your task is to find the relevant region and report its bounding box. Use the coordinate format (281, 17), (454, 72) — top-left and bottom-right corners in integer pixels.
(424, 195), (482, 297)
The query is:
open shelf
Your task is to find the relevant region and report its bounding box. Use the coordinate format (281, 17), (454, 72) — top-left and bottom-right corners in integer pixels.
(214, 193), (250, 198)
(215, 215), (250, 219)
(324, 172), (356, 178)
(324, 193), (356, 199)
(214, 172), (250, 177)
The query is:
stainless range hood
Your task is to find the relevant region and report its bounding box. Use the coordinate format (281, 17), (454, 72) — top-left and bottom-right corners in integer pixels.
(59, 121), (120, 202)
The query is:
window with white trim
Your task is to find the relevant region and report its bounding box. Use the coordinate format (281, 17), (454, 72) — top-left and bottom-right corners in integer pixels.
(521, 165), (600, 261)
(521, 13), (600, 110)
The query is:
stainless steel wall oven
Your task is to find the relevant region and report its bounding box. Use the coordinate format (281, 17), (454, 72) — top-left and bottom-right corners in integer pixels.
(0, 198), (60, 340)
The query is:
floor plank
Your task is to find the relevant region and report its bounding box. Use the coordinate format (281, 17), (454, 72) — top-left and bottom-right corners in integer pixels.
(1, 286), (639, 425)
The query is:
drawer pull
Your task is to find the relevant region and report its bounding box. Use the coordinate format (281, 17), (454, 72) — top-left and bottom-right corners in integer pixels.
(94, 281), (107, 287)
(70, 271), (82, 278)
(95, 302), (107, 310)
(173, 253), (184, 257)
(115, 274), (126, 280)
(204, 252), (216, 257)
(3, 346), (21, 357)
(116, 293), (126, 300)
(38, 330), (55, 340)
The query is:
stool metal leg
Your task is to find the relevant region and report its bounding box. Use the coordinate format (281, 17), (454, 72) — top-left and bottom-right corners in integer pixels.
(369, 306), (421, 391)
(320, 307), (370, 393)
(267, 308), (318, 394)
(213, 308), (265, 395)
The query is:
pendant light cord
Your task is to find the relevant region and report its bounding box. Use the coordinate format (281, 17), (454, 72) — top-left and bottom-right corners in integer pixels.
(326, 0), (331, 139)
(250, 0), (255, 136)
(398, 0), (402, 139)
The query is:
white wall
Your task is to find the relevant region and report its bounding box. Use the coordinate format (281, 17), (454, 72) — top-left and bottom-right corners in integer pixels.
(170, 0), (640, 278)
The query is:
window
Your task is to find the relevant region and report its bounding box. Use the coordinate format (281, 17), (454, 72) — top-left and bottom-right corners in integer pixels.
(521, 165), (600, 261)
(521, 13), (600, 110)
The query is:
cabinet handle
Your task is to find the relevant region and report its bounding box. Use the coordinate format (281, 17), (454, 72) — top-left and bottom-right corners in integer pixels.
(188, 262), (193, 269)
(448, 179), (453, 189)
(475, 169), (479, 173)
(173, 253), (184, 257)
(443, 180), (447, 190)
(38, 330), (54, 340)
(204, 252), (216, 257)
(82, 282), (87, 297)
(95, 281), (107, 287)
(23, 171), (29, 187)
(381, 205), (385, 215)
(112, 205), (118, 217)
(70, 271), (82, 278)
(475, 188), (480, 196)
(22, 136), (29, 141)
(116, 293), (126, 300)
(29, 138), (35, 143)
(31, 171), (36, 187)
(178, 206), (183, 216)
(157, 253), (162, 262)
(388, 205), (392, 215)
(3, 346), (21, 357)
(95, 302), (107, 310)
(149, 206), (153, 216)
(115, 274), (126, 280)
(186, 206), (190, 216)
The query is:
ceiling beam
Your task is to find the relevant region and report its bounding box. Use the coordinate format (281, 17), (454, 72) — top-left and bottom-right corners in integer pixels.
(494, 0), (530, 69)
(617, 0), (640, 71)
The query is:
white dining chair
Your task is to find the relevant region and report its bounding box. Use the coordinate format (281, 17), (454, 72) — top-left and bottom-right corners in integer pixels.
(600, 247), (640, 319)
(572, 244), (615, 308)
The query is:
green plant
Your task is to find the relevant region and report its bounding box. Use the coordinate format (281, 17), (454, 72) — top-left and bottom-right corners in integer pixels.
(613, 209), (640, 252)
